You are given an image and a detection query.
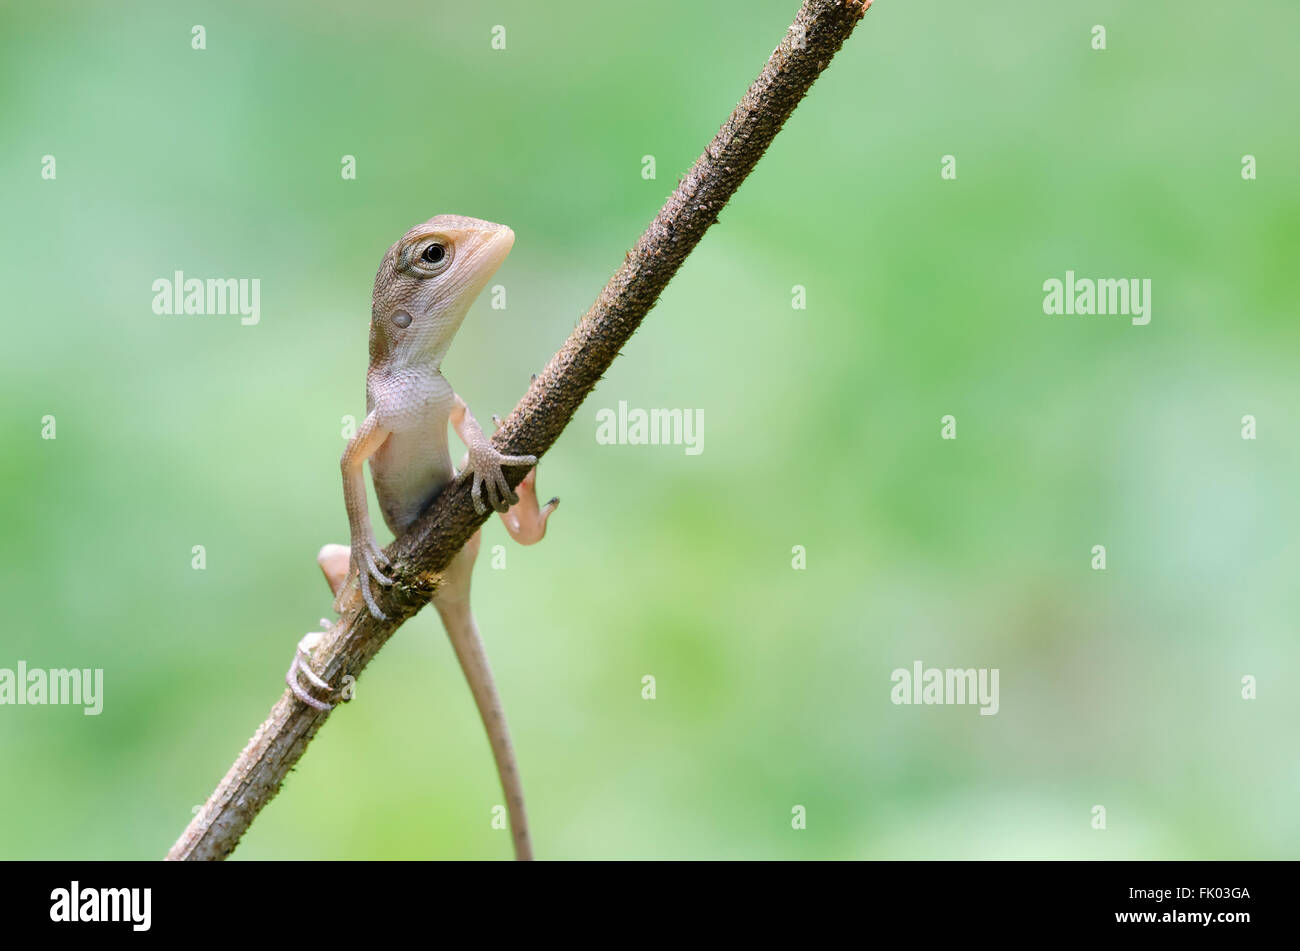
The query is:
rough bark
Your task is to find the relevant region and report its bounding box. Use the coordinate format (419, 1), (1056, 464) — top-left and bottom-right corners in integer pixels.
(167, 0), (873, 862)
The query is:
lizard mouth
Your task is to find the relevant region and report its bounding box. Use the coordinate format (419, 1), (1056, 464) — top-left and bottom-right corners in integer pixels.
(465, 225), (515, 274)
(480, 225), (515, 258)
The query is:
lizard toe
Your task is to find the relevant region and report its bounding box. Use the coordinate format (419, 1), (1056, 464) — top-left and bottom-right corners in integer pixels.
(359, 568), (388, 621)
(364, 550), (393, 587)
(286, 632), (335, 711)
(469, 472), (488, 515)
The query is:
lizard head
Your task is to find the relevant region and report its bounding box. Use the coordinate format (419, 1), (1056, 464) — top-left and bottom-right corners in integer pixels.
(370, 214), (515, 368)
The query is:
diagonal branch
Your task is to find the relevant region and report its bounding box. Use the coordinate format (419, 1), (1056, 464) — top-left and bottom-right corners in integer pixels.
(166, 0), (873, 861)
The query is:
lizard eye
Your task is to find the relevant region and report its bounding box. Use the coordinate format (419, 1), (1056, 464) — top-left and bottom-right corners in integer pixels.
(396, 237), (453, 275)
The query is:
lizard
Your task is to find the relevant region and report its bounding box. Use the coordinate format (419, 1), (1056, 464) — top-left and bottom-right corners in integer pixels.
(285, 214), (558, 861)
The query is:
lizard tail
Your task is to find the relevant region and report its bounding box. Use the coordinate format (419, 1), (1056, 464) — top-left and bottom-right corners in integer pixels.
(434, 592), (534, 861)
(322, 534), (532, 858)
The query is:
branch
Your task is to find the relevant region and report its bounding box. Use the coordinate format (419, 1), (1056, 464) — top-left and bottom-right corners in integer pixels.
(166, 0), (873, 861)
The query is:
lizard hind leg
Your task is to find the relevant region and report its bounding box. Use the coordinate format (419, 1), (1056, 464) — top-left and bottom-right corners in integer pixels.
(497, 467), (558, 546)
(454, 440), (557, 546)
(317, 543), (351, 598)
(286, 622), (335, 711)
(487, 415), (558, 546)
(284, 543), (353, 711)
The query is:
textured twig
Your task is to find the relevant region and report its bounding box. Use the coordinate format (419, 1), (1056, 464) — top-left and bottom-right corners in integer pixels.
(166, 0), (872, 861)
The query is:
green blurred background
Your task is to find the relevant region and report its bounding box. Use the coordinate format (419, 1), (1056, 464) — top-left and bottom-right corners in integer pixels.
(2, 0), (1297, 859)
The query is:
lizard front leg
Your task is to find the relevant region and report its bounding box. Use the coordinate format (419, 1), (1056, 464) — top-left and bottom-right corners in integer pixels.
(285, 413), (392, 710)
(338, 410), (395, 620)
(450, 392), (537, 515)
(289, 392), (540, 709)
(457, 412), (559, 544)
(288, 413), (395, 711)
(489, 415), (557, 545)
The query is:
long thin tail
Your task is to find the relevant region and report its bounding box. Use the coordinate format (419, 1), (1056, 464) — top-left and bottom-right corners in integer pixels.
(434, 597), (533, 861)
(319, 539), (532, 859)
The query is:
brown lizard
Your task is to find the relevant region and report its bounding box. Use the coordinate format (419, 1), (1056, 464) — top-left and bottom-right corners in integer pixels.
(286, 215), (557, 860)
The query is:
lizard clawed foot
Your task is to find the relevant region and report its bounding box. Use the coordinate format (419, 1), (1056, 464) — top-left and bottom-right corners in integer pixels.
(335, 537), (393, 620)
(489, 414), (556, 544)
(286, 622), (335, 711)
(499, 467), (558, 545)
(456, 440), (537, 516)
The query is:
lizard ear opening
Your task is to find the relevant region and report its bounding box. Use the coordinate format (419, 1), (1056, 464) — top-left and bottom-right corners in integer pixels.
(391, 309), (412, 329)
